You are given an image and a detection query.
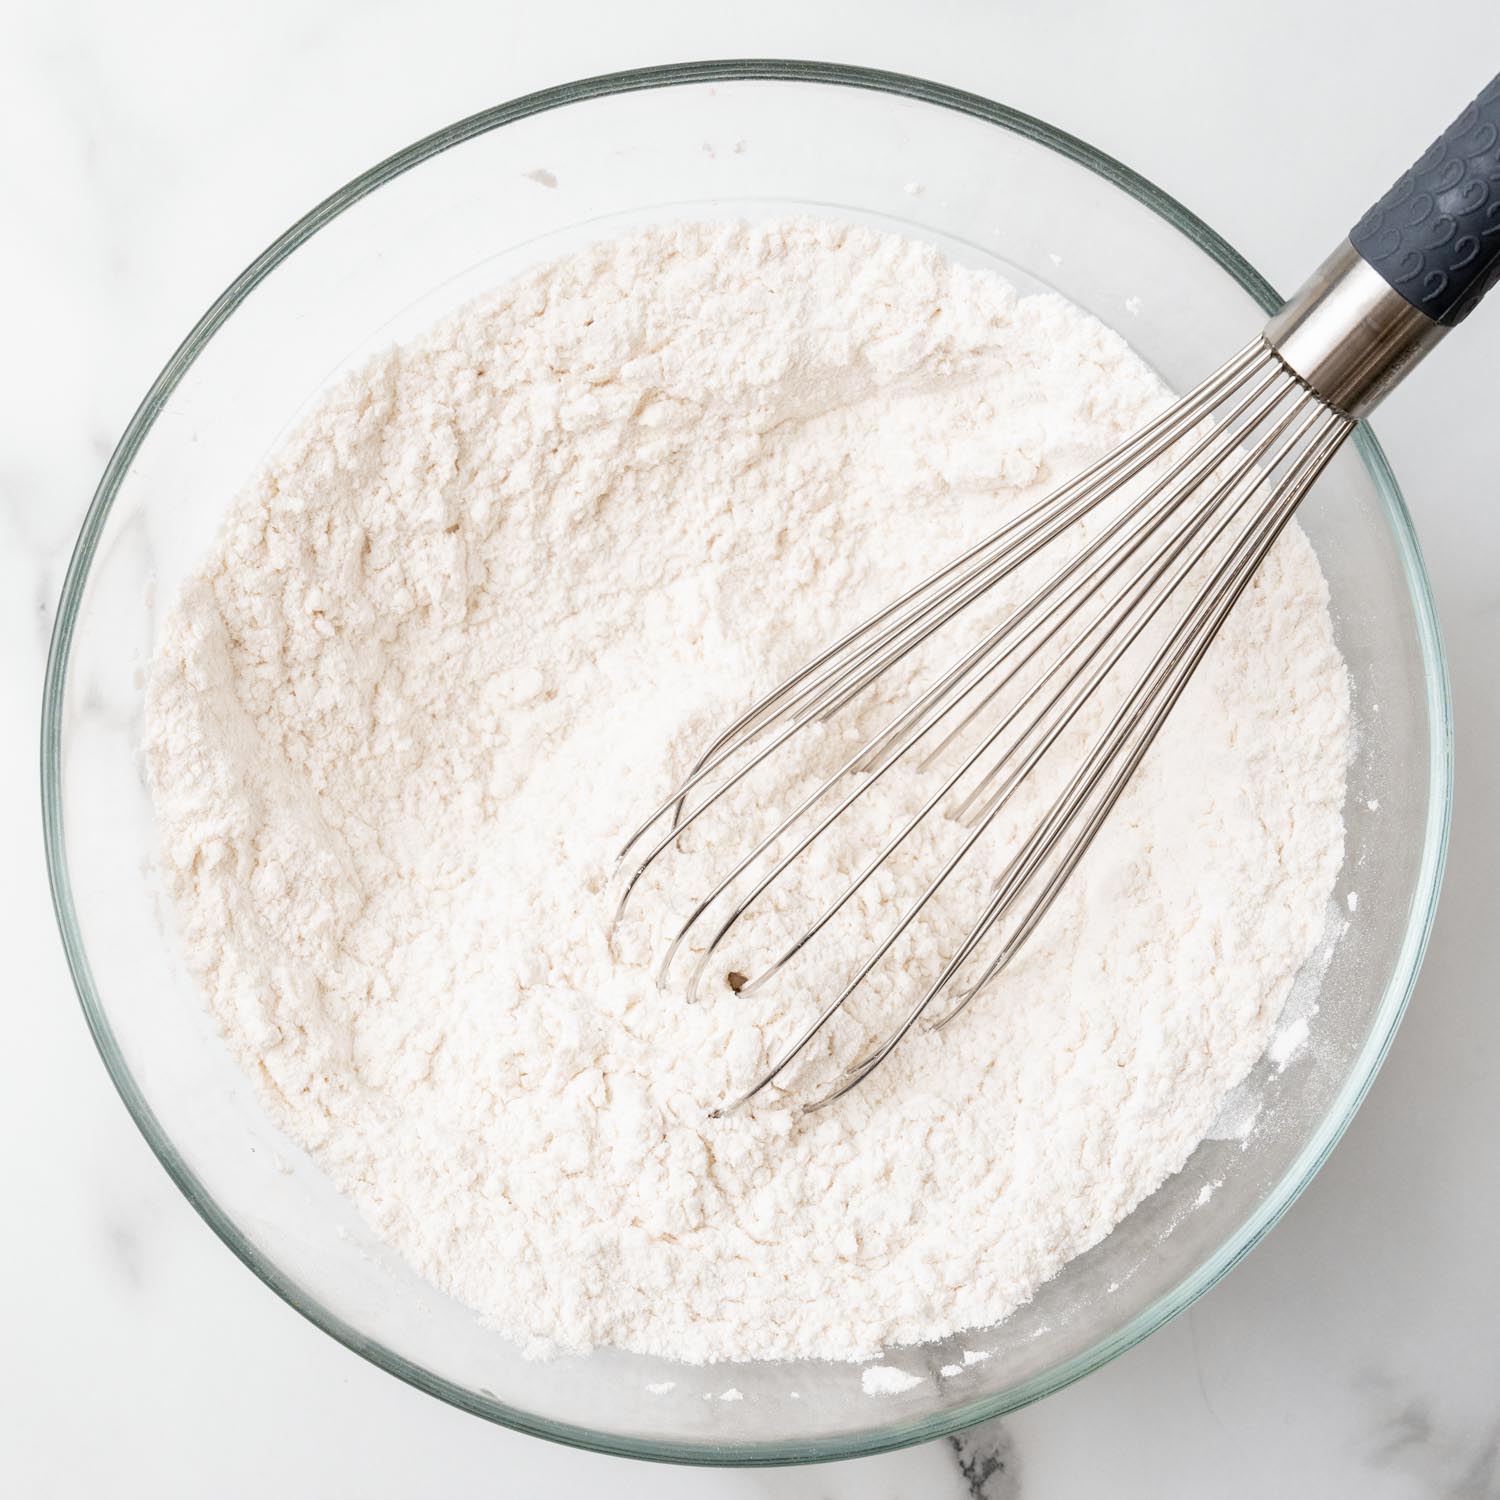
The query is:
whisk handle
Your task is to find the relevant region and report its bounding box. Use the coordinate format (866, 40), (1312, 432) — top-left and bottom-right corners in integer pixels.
(1266, 73), (1498, 416)
(1349, 73), (1500, 327)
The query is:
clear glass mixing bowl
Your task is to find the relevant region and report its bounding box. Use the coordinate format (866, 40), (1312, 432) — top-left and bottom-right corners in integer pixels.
(41, 62), (1451, 1463)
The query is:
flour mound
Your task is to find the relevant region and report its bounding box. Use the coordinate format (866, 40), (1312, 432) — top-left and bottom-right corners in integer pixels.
(145, 220), (1349, 1364)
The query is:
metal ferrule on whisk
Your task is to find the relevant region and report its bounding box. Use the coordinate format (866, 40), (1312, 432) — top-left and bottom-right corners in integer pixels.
(1265, 241), (1449, 418)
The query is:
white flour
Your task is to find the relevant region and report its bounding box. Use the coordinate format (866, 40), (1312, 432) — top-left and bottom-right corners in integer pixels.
(145, 219), (1349, 1364)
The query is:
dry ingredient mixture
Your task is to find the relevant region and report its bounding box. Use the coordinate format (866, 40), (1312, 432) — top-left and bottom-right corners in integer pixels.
(145, 220), (1349, 1364)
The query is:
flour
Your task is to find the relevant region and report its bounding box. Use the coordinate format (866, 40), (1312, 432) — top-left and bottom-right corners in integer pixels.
(145, 219), (1349, 1365)
(862, 1366), (924, 1396)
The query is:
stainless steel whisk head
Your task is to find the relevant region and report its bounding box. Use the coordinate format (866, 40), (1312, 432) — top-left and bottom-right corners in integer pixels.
(616, 73), (1499, 1113)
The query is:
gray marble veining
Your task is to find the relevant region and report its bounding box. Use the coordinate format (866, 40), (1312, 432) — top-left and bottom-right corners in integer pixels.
(951, 1425), (1023, 1500)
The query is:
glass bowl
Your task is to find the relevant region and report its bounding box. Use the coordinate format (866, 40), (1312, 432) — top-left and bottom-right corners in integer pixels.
(41, 61), (1451, 1464)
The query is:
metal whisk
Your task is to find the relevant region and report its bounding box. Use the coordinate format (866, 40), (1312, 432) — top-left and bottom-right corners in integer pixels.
(615, 76), (1499, 1113)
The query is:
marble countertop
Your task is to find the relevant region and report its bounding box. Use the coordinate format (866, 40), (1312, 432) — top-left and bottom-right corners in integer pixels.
(5, 2), (1499, 1494)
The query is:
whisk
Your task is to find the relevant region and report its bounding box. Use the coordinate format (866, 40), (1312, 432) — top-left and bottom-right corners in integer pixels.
(615, 76), (1500, 1113)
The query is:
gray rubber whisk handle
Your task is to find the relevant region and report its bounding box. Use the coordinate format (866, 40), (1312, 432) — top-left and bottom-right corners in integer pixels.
(1350, 73), (1500, 326)
(1266, 72), (1499, 417)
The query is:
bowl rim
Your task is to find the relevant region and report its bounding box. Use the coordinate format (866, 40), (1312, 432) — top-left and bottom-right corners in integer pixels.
(40, 58), (1453, 1466)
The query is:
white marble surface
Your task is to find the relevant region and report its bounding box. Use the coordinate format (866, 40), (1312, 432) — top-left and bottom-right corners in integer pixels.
(5, 1), (1500, 1494)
